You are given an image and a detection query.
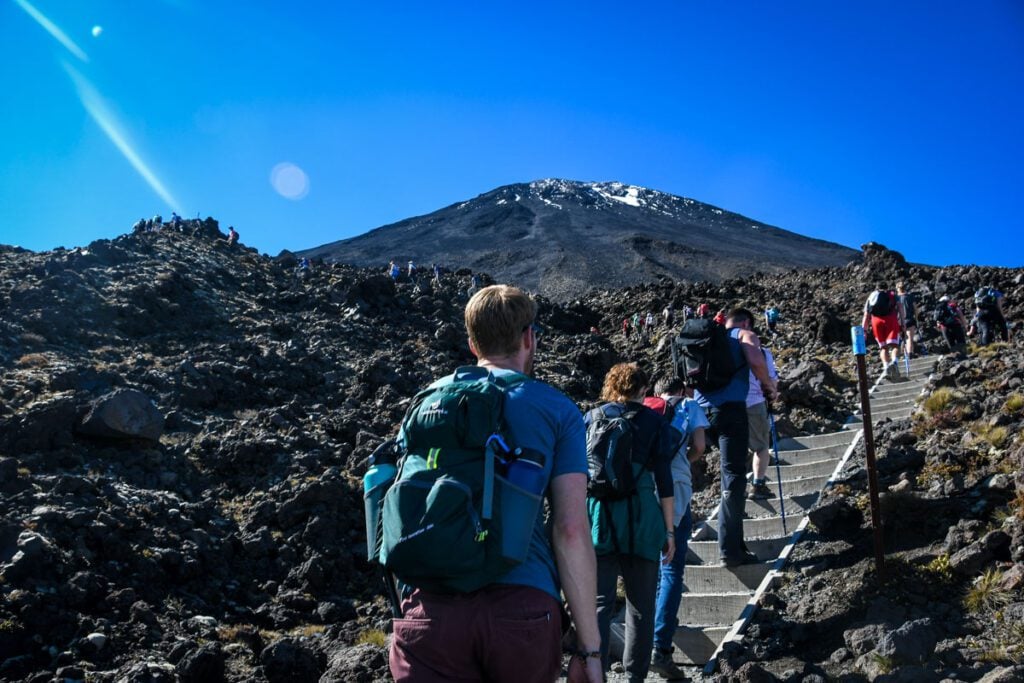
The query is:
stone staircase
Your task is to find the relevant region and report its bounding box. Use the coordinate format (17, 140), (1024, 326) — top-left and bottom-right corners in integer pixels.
(669, 354), (938, 671)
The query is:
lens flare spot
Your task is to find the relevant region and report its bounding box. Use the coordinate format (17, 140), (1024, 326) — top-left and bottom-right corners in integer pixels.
(92, 25), (103, 38)
(270, 162), (309, 200)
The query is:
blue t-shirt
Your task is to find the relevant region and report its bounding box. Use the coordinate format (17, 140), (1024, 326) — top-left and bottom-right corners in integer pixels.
(421, 366), (587, 601)
(668, 398), (710, 524)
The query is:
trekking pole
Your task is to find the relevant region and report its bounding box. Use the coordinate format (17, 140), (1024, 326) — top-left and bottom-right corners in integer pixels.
(382, 567), (403, 618)
(903, 330), (911, 379)
(767, 405), (788, 535)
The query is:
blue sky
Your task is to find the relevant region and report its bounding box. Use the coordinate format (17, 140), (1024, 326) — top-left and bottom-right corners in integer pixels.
(2, 1), (1022, 267)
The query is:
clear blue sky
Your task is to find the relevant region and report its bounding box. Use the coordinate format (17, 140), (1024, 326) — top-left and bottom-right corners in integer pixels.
(3, 1), (1022, 267)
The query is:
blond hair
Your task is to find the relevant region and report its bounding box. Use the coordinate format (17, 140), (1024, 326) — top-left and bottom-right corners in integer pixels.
(600, 363), (649, 403)
(464, 285), (537, 358)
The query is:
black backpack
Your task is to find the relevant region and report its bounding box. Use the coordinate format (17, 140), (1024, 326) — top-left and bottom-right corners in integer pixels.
(974, 288), (998, 311)
(932, 302), (959, 327)
(868, 290), (894, 317)
(585, 404), (643, 501)
(671, 318), (744, 393)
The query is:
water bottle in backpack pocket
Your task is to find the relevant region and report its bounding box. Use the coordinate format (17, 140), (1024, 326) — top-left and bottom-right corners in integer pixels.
(499, 449), (546, 564)
(363, 440), (400, 562)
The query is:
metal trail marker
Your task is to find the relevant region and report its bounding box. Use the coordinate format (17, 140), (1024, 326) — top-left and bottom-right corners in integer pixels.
(852, 325), (885, 577)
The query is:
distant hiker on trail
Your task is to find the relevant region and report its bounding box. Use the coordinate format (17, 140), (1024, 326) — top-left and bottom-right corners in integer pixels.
(934, 296), (969, 355)
(384, 285), (602, 683)
(632, 312), (641, 338)
(388, 261), (400, 281)
(226, 226), (239, 246)
(586, 363), (675, 682)
(644, 377), (709, 680)
(693, 308), (777, 567)
(747, 346), (780, 500)
(662, 304), (675, 329)
(896, 282), (918, 358)
(432, 263), (441, 283)
(622, 317), (631, 338)
(765, 306), (781, 336)
(645, 311), (656, 336)
(972, 285), (1008, 346)
(714, 309), (727, 326)
(170, 212), (182, 229)
(132, 218), (146, 234)
(683, 305), (694, 321)
(407, 260), (416, 278)
(861, 287), (905, 380)
(696, 303), (712, 320)
(151, 215), (163, 231)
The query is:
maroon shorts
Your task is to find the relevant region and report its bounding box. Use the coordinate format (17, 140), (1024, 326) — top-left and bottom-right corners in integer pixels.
(390, 585), (563, 683)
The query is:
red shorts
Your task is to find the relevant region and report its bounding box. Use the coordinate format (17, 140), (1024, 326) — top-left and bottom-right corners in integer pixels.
(390, 585), (563, 683)
(871, 313), (901, 347)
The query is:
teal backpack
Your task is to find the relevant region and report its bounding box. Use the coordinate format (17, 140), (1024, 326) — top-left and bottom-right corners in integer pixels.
(379, 368), (544, 594)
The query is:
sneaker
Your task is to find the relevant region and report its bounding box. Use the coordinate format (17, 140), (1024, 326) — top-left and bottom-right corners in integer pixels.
(748, 482), (775, 500)
(723, 550), (761, 567)
(649, 648), (688, 680)
(885, 363), (900, 381)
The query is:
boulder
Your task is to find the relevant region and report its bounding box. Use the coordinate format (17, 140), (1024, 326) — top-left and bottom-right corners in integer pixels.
(875, 618), (939, 663)
(260, 638), (323, 683)
(78, 389), (164, 441)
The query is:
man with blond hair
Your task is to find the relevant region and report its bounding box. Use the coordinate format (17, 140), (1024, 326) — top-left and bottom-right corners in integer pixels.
(389, 285), (603, 683)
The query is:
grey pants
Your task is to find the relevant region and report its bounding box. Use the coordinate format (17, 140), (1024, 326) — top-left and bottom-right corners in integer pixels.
(596, 553), (659, 682)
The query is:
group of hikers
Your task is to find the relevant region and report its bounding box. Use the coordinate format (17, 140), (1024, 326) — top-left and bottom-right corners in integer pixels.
(623, 304), (783, 344)
(387, 259), (482, 297)
(131, 214), (240, 247)
(861, 281), (1011, 379)
(366, 284), (791, 682)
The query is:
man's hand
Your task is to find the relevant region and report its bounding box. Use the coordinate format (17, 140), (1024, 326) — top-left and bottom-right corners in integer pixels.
(567, 655), (604, 682)
(662, 535), (676, 566)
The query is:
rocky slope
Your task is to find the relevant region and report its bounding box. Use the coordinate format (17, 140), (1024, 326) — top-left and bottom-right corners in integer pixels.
(298, 179), (860, 299)
(0, 224), (1021, 682)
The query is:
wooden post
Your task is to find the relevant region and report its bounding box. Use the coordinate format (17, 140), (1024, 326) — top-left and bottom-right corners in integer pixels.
(852, 326), (885, 578)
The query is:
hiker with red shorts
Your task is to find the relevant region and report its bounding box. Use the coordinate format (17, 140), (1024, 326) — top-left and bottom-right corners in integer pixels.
(861, 287), (905, 380)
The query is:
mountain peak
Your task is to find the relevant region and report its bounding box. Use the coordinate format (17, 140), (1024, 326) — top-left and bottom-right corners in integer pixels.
(300, 179), (859, 299)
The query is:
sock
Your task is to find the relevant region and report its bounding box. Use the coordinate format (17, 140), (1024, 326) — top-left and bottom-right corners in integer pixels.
(752, 478), (765, 486)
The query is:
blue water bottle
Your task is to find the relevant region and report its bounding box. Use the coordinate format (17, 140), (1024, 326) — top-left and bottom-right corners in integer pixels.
(507, 450), (547, 495)
(363, 442), (399, 562)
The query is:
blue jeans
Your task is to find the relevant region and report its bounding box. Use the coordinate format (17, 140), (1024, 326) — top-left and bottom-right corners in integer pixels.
(710, 402), (749, 561)
(653, 504), (693, 651)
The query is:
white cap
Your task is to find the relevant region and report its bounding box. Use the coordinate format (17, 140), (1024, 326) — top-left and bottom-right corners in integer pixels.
(939, 295), (949, 302)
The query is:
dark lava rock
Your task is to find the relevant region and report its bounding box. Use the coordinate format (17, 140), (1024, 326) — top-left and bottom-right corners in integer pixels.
(176, 643), (226, 683)
(78, 388), (164, 441)
(875, 617), (939, 663)
(319, 643), (388, 683)
(260, 638), (323, 683)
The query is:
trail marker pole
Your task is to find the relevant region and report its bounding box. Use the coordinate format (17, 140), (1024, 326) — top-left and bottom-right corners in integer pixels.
(852, 326), (885, 578)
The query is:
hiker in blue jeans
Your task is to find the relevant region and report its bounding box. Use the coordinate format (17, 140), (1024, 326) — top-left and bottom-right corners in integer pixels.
(643, 377), (709, 678)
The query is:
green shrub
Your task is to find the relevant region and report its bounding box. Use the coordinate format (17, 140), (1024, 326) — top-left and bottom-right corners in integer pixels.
(922, 388), (955, 416)
(964, 568), (1012, 613)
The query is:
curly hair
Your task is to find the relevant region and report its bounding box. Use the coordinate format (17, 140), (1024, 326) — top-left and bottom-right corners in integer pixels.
(600, 362), (649, 403)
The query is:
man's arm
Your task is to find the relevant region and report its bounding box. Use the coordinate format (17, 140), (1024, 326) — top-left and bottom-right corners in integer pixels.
(738, 329), (777, 400)
(550, 473), (600, 654)
(688, 427), (706, 464)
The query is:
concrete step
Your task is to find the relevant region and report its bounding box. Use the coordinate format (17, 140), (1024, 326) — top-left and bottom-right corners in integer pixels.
(683, 561), (772, 593)
(771, 457), (842, 479)
(843, 407), (915, 429)
(707, 513), (802, 539)
(745, 492), (820, 518)
(686, 538), (789, 565)
(872, 380), (929, 396)
(866, 396), (916, 411)
(775, 442), (851, 461)
(678, 591), (753, 626)
(672, 626), (730, 666)
(777, 430), (858, 450)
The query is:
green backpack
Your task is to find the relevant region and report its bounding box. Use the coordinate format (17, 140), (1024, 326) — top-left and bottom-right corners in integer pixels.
(379, 368), (543, 594)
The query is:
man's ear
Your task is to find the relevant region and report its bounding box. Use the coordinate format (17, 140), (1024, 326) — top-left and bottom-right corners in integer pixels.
(522, 327), (533, 352)
(468, 339), (481, 358)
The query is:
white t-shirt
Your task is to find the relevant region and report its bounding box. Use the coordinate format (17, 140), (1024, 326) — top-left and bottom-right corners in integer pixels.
(746, 347), (779, 408)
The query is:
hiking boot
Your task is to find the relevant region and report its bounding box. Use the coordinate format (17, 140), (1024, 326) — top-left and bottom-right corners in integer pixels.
(650, 648), (689, 680)
(748, 482), (774, 500)
(723, 550), (761, 567)
(885, 363), (901, 381)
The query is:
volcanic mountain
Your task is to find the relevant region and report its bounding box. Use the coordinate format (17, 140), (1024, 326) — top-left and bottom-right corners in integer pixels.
(299, 179), (860, 299)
